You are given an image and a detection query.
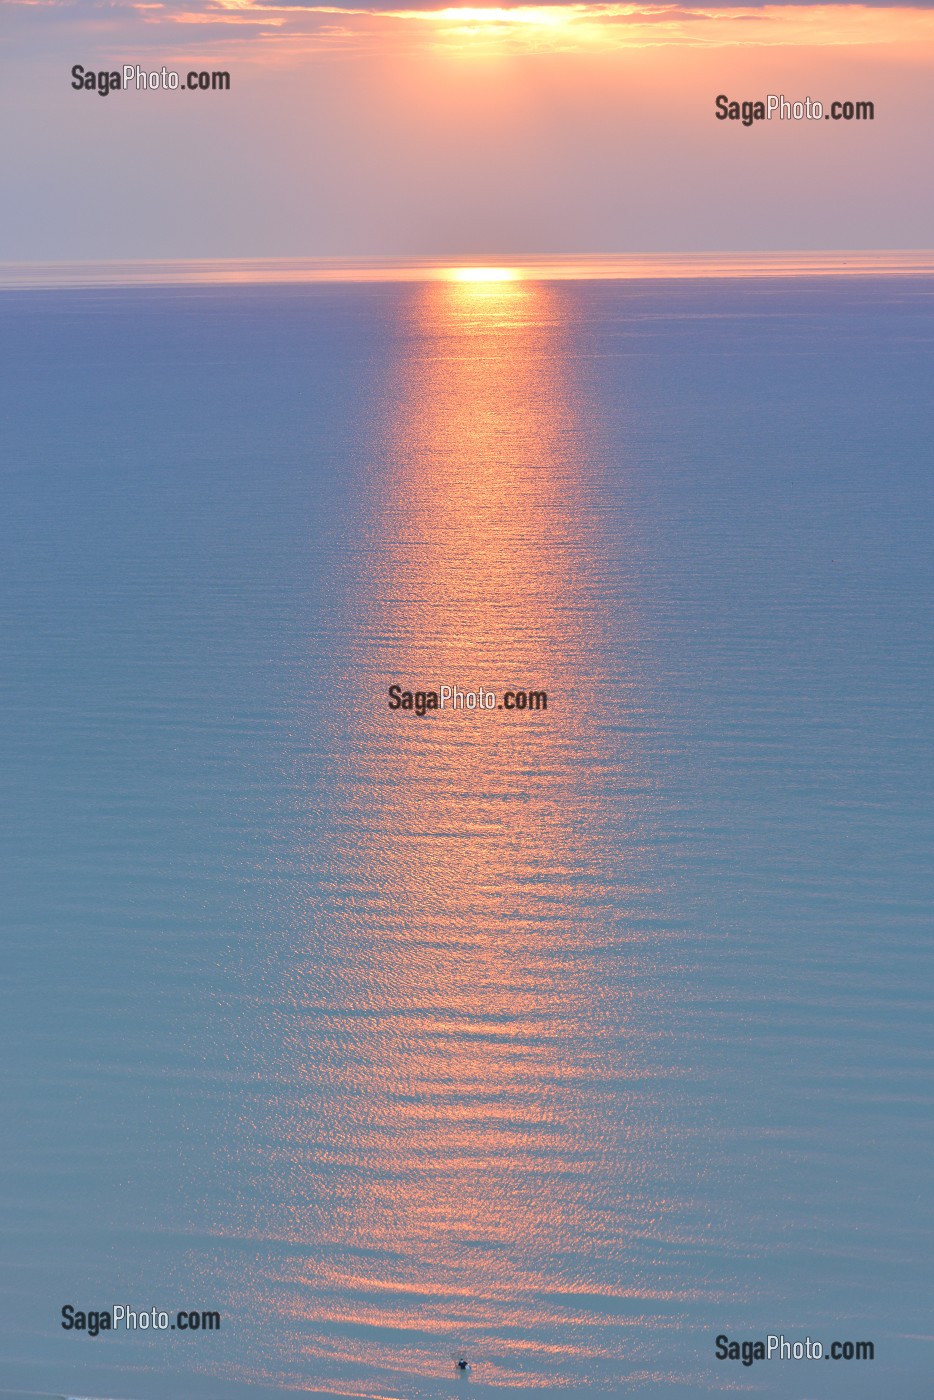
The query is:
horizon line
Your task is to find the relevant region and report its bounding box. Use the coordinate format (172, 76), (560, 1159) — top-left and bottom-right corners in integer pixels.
(3, 251), (934, 290)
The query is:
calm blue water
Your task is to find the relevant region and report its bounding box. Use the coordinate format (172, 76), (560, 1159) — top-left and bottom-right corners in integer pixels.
(1, 277), (932, 1399)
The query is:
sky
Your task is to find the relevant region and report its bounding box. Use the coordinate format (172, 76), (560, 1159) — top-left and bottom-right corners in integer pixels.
(2, 0), (933, 259)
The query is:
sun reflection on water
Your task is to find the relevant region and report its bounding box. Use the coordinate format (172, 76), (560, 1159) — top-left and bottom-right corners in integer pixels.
(227, 278), (673, 1393)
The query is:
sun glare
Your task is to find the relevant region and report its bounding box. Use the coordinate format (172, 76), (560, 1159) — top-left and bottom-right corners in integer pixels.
(448, 267), (520, 283)
(434, 6), (571, 25)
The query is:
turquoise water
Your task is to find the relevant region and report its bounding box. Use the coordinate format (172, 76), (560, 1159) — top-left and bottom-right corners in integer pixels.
(1, 277), (932, 1398)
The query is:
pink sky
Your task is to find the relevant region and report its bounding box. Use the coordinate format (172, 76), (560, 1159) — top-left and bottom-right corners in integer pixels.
(3, 0), (933, 259)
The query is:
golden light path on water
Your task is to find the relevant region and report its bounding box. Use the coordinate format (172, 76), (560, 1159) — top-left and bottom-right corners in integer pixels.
(216, 277), (689, 1395)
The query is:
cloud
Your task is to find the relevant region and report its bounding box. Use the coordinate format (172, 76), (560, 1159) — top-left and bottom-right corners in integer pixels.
(9, 0), (934, 59)
(160, 0), (934, 46)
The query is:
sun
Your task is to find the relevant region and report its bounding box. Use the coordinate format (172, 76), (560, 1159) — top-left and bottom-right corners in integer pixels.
(447, 267), (521, 283)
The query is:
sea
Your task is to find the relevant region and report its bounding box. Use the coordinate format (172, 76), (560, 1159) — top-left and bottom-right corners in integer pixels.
(1, 271), (932, 1399)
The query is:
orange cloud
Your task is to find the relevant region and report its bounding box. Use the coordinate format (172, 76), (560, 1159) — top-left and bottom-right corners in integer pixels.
(12, 0), (933, 62)
(146, 0), (934, 54)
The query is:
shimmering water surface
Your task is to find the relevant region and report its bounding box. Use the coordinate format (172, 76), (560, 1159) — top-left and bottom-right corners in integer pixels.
(1, 278), (932, 1399)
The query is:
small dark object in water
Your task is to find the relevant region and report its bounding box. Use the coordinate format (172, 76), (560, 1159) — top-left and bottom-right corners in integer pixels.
(456, 1357), (471, 1373)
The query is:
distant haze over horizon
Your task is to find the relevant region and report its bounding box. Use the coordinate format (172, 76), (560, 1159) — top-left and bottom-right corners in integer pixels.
(3, 251), (934, 290)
